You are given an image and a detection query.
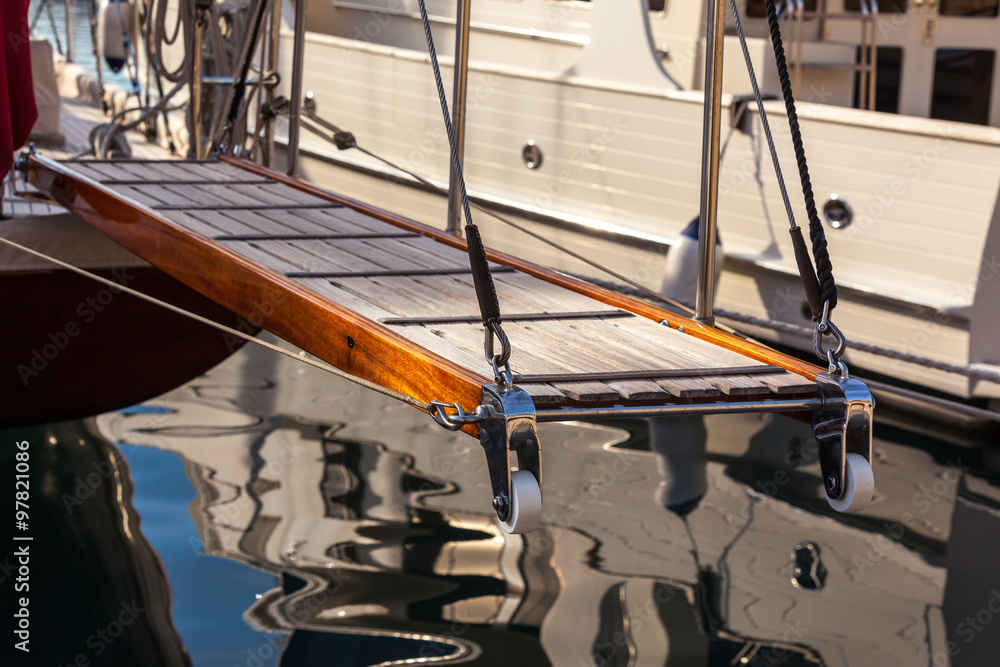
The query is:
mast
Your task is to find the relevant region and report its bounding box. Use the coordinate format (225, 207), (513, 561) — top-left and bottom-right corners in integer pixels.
(695, 0), (725, 326)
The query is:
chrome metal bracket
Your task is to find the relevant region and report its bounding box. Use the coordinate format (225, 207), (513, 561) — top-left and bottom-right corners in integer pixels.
(478, 383), (541, 523)
(813, 373), (874, 502)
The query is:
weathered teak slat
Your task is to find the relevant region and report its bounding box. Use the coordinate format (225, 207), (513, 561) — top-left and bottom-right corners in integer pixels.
(26, 154), (822, 425)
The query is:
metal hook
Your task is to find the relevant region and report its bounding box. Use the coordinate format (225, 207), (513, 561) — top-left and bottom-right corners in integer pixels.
(429, 401), (493, 430)
(814, 301), (847, 363)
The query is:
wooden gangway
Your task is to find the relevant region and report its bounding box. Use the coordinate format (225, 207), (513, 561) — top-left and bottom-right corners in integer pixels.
(25, 153), (881, 530)
(26, 154), (820, 414)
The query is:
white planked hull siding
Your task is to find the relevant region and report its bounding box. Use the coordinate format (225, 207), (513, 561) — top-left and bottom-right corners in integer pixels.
(275, 29), (1000, 400)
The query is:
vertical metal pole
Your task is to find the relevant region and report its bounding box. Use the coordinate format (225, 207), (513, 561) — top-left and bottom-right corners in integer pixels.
(446, 0), (472, 237)
(695, 0), (725, 326)
(86, 0), (107, 113)
(263, 0), (282, 167)
(64, 0), (73, 63)
(189, 9), (205, 159)
(287, 0), (309, 176)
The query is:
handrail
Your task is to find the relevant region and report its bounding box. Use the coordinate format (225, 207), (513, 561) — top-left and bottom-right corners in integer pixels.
(780, 0), (878, 111)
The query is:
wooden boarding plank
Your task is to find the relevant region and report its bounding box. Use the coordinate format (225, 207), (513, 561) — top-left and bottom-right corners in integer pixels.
(253, 208), (350, 235)
(704, 374), (771, 396)
(755, 372), (816, 394)
(268, 240), (385, 274)
(493, 272), (615, 313)
(194, 161), (267, 182)
(224, 241), (303, 275)
(76, 162), (139, 182)
(138, 162), (201, 183)
(519, 384), (569, 405)
(112, 184), (172, 207)
(227, 183), (329, 207)
(507, 320), (671, 401)
(296, 208), (390, 234)
(653, 376), (723, 398)
(605, 317), (807, 395)
(157, 210), (229, 237)
(425, 323), (621, 402)
(180, 208), (264, 236)
(185, 182), (269, 207)
(296, 279), (501, 386)
(128, 183), (197, 207)
(64, 162), (118, 183)
(318, 281), (620, 402)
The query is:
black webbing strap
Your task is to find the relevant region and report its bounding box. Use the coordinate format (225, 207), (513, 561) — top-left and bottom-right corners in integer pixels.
(466, 225), (503, 325)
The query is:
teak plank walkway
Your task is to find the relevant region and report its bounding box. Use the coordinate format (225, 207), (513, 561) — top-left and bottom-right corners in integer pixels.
(26, 155), (820, 418)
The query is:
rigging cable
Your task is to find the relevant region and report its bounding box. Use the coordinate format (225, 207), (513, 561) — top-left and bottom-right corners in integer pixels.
(0, 234), (434, 412)
(414, 0), (510, 372)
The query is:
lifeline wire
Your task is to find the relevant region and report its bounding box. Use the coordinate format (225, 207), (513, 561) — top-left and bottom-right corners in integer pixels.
(0, 234), (433, 411)
(354, 144), (707, 321)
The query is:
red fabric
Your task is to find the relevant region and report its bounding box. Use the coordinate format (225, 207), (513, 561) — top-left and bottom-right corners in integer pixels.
(1, 0), (37, 181)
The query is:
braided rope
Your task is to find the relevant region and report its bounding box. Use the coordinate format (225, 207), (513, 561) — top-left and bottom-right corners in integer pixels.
(763, 0), (838, 312)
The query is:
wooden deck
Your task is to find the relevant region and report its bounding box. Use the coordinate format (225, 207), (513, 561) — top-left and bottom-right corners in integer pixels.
(26, 155), (820, 414)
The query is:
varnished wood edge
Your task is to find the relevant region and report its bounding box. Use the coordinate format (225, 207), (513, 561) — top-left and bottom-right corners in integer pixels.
(26, 154), (488, 430)
(223, 156), (821, 382)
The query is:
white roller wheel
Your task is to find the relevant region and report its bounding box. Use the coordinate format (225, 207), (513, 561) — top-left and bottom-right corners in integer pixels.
(827, 453), (874, 513)
(500, 470), (542, 534)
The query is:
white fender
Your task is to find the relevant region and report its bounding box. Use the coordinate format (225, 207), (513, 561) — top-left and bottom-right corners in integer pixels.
(98, 0), (135, 73)
(660, 217), (724, 306)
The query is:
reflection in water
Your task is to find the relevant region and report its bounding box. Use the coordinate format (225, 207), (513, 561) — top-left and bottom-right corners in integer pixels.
(0, 422), (190, 665)
(82, 335), (1000, 666)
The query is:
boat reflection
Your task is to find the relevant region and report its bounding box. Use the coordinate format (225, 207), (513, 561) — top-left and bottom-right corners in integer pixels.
(92, 336), (999, 666)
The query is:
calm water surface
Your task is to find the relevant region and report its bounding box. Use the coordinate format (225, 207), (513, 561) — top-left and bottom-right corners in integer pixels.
(3, 333), (999, 666)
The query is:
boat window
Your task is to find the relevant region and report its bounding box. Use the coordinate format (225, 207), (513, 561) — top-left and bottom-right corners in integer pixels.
(854, 46), (902, 113)
(931, 49), (995, 125)
(844, 0), (906, 11)
(746, 1), (816, 17)
(649, 0), (666, 10)
(939, 0), (999, 16)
